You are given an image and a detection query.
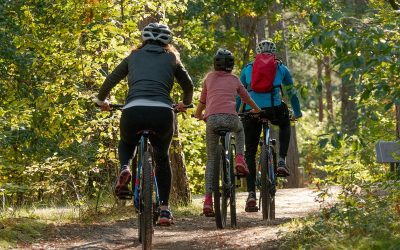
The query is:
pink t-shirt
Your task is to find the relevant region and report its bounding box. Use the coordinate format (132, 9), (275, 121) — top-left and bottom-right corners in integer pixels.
(200, 71), (252, 119)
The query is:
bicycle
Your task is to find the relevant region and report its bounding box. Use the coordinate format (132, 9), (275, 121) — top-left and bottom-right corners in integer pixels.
(239, 111), (282, 221)
(212, 128), (244, 229)
(98, 103), (192, 250)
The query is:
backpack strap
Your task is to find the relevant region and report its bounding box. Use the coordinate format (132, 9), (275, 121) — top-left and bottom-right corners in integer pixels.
(244, 62), (253, 92)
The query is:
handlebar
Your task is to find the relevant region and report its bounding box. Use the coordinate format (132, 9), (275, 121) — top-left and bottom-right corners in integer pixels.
(96, 103), (193, 111)
(172, 103), (194, 109)
(95, 103), (124, 110)
(238, 110), (297, 122)
(238, 111), (266, 118)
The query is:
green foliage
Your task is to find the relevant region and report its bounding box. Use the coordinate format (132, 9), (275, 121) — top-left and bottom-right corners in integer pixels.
(0, 0), (190, 205)
(0, 217), (48, 248)
(298, 0), (400, 107)
(1, 5), (399, 250)
(178, 99), (207, 194)
(281, 182), (400, 249)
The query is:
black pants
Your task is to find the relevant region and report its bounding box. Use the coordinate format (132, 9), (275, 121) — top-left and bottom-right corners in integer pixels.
(119, 106), (174, 205)
(242, 103), (291, 193)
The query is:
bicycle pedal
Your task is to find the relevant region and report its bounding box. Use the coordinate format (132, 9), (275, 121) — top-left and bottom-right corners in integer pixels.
(117, 195), (133, 200)
(276, 172), (290, 178)
(203, 212), (215, 217)
(245, 206), (259, 212)
(116, 190), (133, 200)
(235, 173), (246, 178)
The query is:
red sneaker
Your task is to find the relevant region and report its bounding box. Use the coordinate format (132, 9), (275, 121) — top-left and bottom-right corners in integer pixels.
(235, 154), (250, 176)
(245, 192), (258, 212)
(203, 194), (214, 217)
(115, 168), (131, 196)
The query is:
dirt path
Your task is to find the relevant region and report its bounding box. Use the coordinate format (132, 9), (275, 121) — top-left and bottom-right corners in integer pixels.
(21, 188), (320, 250)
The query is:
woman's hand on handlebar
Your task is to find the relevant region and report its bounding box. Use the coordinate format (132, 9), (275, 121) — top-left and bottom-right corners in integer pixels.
(93, 97), (111, 111)
(249, 108), (261, 114)
(193, 112), (204, 121)
(174, 102), (193, 112)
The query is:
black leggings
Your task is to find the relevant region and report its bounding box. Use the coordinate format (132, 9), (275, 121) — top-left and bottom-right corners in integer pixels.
(242, 103), (291, 193)
(118, 106), (174, 205)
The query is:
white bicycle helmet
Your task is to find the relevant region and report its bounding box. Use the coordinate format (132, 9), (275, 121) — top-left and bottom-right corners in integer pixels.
(256, 40), (277, 54)
(141, 23), (172, 45)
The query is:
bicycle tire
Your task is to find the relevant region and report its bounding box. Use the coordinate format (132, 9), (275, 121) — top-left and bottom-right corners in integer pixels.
(268, 145), (276, 220)
(229, 142), (237, 228)
(213, 144), (227, 229)
(260, 144), (271, 221)
(140, 151), (153, 249)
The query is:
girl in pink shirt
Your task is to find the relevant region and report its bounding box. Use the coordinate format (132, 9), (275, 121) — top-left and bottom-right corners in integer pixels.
(194, 49), (260, 216)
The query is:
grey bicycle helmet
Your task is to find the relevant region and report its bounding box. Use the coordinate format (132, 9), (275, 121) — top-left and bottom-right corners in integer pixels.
(256, 40), (277, 54)
(214, 48), (234, 71)
(141, 23), (172, 45)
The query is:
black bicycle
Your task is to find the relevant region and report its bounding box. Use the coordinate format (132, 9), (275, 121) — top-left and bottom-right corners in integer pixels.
(212, 129), (241, 229)
(239, 111), (280, 221)
(99, 103), (191, 250)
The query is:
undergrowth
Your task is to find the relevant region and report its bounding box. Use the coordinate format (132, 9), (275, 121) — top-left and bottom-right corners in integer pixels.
(0, 196), (202, 248)
(279, 181), (400, 249)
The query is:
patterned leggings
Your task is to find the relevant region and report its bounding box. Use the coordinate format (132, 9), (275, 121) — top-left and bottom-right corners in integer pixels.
(205, 114), (244, 194)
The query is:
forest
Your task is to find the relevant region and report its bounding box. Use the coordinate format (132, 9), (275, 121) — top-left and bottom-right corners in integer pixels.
(0, 0), (399, 249)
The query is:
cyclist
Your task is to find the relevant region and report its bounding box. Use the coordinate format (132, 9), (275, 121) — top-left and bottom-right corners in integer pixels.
(237, 40), (302, 212)
(94, 23), (193, 226)
(194, 48), (261, 216)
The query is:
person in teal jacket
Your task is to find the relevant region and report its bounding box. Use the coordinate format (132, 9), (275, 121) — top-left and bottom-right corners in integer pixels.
(237, 40), (302, 212)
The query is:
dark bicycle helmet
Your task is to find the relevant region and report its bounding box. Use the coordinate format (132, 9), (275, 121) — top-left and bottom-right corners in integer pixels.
(141, 23), (172, 45)
(256, 40), (277, 54)
(214, 48), (234, 71)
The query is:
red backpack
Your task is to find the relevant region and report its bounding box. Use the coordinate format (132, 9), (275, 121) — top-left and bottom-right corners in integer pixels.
(250, 53), (278, 93)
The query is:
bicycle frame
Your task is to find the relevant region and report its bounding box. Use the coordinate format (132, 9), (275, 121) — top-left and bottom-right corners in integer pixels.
(130, 131), (160, 249)
(133, 131), (160, 212)
(259, 121), (277, 191)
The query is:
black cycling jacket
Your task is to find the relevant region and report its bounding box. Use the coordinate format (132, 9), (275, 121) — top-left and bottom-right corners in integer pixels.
(97, 44), (193, 106)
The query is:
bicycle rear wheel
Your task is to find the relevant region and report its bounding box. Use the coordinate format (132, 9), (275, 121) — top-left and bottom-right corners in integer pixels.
(213, 144), (227, 229)
(260, 144), (274, 221)
(228, 142), (237, 228)
(139, 151), (153, 249)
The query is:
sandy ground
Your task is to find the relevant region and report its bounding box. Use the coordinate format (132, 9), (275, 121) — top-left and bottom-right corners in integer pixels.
(19, 188), (322, 250)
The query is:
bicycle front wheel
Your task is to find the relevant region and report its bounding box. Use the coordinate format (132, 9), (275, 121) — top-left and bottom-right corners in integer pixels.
(213, 144), (227, 229)
(260, 144), (274, 221)
(139, 151), (153, 249)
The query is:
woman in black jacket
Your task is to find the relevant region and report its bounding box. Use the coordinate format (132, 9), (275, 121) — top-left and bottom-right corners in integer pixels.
(94, 23), (194, 226)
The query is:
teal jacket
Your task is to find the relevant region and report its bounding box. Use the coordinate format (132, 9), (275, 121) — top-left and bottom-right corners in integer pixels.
(236, 61), (302, 118)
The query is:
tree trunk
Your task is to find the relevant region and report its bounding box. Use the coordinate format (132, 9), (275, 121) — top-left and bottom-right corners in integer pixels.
(256, 16), (267, 43)
(268, 5), (289, 66)
(285, 125), (301, 188)
(396, 104), (400, 139)
(387, 0), (400, 10)
(324, 56), (333, 122)
(237, 15), (257, 67)
(341, 75), (358, 135)
(137, 3), (160, 30)
(268, 3), (301, 188)
(169, 117), (191, 205)
(317, 59), (324, 122)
